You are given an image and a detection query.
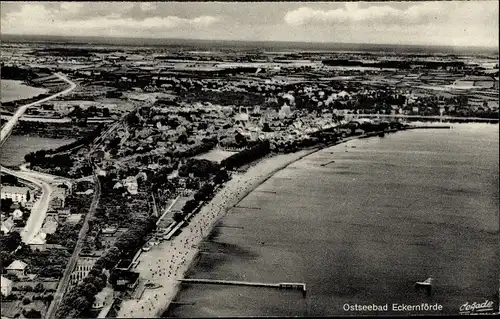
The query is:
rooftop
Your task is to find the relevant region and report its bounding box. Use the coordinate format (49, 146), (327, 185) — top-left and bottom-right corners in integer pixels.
(1, 185), (29, 194)
(6, 260), (27, 270)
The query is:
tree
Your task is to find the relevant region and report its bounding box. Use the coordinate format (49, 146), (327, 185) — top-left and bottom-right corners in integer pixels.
(0, 198), (13, 212)
(22, 308), (42, 319)
(34, 283), (44, 293)
(172, 212), (185, 223)
(22, 297), (32, 305)
(102, 107), (110, 117)
(26, 191), (31, 202)
(0, 231), (22, 251)
(1, 174), (18, 185)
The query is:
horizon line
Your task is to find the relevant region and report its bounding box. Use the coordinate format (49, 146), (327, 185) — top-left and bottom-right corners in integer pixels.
(2, 33), (499, 51)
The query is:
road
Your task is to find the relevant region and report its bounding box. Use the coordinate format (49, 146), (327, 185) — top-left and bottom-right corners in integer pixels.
(47, 97), (151, 319)
(0, 114), (115, 124)
(45, 164), (101, 319)
(46, 113), (123, 319)
(18, 164), (73, 184)
(0, 166), (53, 243)
(0, 73), (77, 147)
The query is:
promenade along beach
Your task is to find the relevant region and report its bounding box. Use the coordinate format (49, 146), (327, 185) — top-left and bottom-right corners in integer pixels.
(115, 124), (498, 318)
(162, 123), (499, 317)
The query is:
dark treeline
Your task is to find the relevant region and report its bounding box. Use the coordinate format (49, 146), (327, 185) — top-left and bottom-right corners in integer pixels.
(36, 48), (95, 57)
(24, 124), (105, 163)
(0, 65), (39, 80)
(175, 137), (217, 158)
(56, 215), (157, 319)
(322, 59), (467, 69)
(220, 140), (271, 170)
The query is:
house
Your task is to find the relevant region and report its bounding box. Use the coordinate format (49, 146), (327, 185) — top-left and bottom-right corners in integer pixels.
(101, 226), (118, 237)
(66, 214), (82, 225)
(70, 257), (98, 286)
(6, 260), (28, 277)
(111, 270), (139, 291)
(1, 186), (31, 204)
(114, 259), (133, 271)
(50, 188), (66, 209)
(1, 276), (13, 297)
(28, 233), (47, 251)
(57, 209), (70, 221)
(123, 177), (138, 195)
(1, 217), (15, 234)
(12, 209), (23, 221)
(42, 215), (59, 234)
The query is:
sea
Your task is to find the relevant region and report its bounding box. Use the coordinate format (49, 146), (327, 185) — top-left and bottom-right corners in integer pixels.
(0, 135), (76, 167)
(1, 34), (498, 56)
(1, 79), (47, 103)
(165, 123), (499, 317)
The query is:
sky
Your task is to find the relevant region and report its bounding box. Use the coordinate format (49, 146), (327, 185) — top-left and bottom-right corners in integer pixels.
(1, 1), (498, 48)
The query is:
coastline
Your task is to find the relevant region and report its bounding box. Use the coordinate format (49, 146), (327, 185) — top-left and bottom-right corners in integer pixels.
(116, 128), (412, 318)
(1, 79), (49, 104)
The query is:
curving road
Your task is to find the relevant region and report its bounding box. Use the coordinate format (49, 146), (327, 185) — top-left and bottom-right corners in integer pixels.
(18, 163), (73, 184)
(1, 73), (76, 243)
(0, 166), (54, 243)
(0, 73), (77, 147)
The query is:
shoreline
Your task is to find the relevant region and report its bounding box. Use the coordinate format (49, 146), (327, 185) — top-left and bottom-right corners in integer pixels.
(116, 128), (416, 318)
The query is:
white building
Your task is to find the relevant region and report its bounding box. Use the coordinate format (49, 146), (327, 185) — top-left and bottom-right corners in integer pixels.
(28, 233), (47, 251)
(1, 275), (13, 297)
(12, 209), (23, 221)
(6, 260), (28, 277)
(1, 217), (15, 234)
(1, 186), (31, 204)
(70, 257), (98, 286)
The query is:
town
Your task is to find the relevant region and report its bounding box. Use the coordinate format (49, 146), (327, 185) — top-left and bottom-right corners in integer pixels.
(1, 38), (498, 319)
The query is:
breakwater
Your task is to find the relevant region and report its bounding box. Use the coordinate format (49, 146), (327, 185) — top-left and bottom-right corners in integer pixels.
(179, 279), (307, 296)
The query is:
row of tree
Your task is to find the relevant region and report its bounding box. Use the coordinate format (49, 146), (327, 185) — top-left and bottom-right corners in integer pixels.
(220, 140), (271, 170)
(56, 216), (157, 318)
(178, 158), (220, 180)
(172, 169), (230, 223)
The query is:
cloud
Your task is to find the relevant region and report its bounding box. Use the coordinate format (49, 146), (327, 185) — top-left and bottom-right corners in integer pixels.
(284, 2), (497, 27)
(140, 3), (157, 12)
(1, 3), (220, 37)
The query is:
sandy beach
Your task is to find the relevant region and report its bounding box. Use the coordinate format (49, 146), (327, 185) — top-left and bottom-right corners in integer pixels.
(116, 132), (400, 318)
(116, 147), (317, 318)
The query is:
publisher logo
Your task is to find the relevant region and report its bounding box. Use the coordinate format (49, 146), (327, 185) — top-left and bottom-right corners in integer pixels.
(459, 300), (494, 315)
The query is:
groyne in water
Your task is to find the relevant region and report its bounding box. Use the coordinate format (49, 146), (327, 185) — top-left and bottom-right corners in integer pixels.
(179, 278), (307, 297)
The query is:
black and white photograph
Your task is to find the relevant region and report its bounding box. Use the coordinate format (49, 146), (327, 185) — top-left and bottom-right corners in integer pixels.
(0, 1), (498, 318)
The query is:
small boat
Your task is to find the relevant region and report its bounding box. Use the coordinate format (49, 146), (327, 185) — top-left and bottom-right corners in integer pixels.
(415, 277), (433, 287)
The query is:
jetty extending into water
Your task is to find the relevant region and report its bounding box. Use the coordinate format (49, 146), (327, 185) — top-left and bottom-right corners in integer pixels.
(179, 278), (307, 297)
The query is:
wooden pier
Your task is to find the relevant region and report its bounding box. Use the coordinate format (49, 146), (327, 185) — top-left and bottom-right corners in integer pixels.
(179, 278), (307, 297)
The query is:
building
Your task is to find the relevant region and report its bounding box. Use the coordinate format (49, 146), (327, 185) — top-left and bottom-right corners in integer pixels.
(111, 270), (139, 292)
(1, 217), (15, 234)
(50, 188), (66, 209)
(1, 275), (13, 297)
(27, 233), (47, 251)
(6, 260), (28, 277)
(1, 186), (31, 204)
(12, 209), (23, 221)
(70, 257), (98, 286)
(42, 214), (59, 234)
(66, 213), (83, 225)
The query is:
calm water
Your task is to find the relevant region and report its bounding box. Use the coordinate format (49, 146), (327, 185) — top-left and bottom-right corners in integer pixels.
(0, 135), (76, 167)
(165, 124), (499, 317)
(1, 79), (47, 103)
